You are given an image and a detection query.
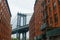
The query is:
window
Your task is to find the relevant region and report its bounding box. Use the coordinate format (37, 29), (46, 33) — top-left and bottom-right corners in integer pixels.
(42, 0), (46, 8)
(54, 14), (58, 23)
(44, 11), (48, 19)
(43, 19), (46, 23)
(50, 17), (53, 27)
(58, 0), (60, 5)
(43, 11), (48, 23)
(49, 7), (52, 15)
(48, 0), (50, 3)
(41, 2), (44, 7)
(50, 17), (53, 23)
(46, 20), (48, 25)
(43, 11), (44, 16)
(53, 2), (56, 9)
(46, 11), (48, 17)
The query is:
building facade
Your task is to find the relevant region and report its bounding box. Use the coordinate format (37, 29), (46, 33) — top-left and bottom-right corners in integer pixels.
(29, 0), (43, 40)
(0, 0), (12, 40)
(29, 0), (60, 40)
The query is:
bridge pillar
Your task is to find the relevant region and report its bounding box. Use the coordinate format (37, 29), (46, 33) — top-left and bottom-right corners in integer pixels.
(17, 33), (20, 40)
(22, 32), (26, 40)
(23, 16), (26, 25)
(17, 13), (27, 40)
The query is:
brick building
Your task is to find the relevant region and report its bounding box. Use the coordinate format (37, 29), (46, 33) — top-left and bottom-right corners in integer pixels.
(29, 0), (60, 40)
(0, 0), (12, 40)
(29, 0), (43, 40)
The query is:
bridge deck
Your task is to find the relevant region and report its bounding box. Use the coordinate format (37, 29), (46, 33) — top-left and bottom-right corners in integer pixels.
(12, 24), (29, 34)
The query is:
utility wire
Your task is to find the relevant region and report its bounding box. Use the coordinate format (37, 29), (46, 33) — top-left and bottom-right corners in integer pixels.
(11, 16), (17, 24)
(11, 15), (17, 23)
(11, 13), (32, 28)
(12, 17), (17, 26)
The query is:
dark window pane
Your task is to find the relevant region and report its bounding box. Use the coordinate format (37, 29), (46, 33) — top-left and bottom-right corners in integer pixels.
(50, 17), (53, 24)
(50, 17), (53, 27)
(53, 2), (56, 9)
(58, 0), (60, 5)
(48, 0), (50, 3)
(49, 7), (52, 15)
(54, 14), (58, 23)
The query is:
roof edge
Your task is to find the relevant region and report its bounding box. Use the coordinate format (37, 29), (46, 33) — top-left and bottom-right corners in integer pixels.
(6, 0), (12, 17)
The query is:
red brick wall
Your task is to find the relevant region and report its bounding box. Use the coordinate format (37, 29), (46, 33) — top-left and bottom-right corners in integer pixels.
(46, 0), (60, 28)
(29, 0), (60, 40)
(29, 0), (43, 40)
(0, 0), (12, 40)
(29, 14), (35, 40)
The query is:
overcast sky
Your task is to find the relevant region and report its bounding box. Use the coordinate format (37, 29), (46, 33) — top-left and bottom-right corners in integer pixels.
(7, 0), (35, 38)
(8, 0), (35, 22)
